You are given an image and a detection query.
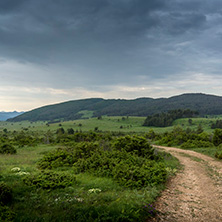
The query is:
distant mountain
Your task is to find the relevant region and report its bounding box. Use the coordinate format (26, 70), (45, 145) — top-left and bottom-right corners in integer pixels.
(0, 111), (24, 121)
(8, 93), (222, 122)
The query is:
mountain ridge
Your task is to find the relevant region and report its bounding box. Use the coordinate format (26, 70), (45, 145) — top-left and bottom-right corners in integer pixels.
(8, 93), (222, 122)
(0, 111), (24, 121)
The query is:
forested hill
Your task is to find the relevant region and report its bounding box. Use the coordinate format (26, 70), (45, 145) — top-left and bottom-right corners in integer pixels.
(8, 93), (222, 122)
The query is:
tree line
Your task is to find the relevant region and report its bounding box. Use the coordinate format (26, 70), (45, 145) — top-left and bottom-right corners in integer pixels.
(143, 109), (198, 127)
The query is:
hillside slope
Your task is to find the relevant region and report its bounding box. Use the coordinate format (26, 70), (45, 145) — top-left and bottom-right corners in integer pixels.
(8, 93), (222, 122)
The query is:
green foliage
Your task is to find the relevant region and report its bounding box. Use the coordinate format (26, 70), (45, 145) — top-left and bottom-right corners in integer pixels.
(67, 128), (74, 134)
(188, 118), (192, 125)
(0, 205), (15, 222)
(37, 142), (99, 169)
(0, 182), (13, 205)
(112, 159), (166, 188)
(215, 144), (222, 159)
(211, 120), (222, 129)
(181, 140), (214, 149)
(0, 182), (15, 221)
(0, 144), (16, 154)
(112, 135), (156, 159)
(74, 148), (166, 188)
(145, 129), (158, 140)
(215, 151), (222, 159)
(143, 109), (198, 127)
(23, 171), (76, 189)
(196, 124), (204, 134)
(74, 136), (166, 188)
(38, 135), (166, 189)
(213, 129), (222, 146)
(56, 127), (65, 134)
(13, 131), (40, 147)
(157, 127), (214, 148)
(0, 129), (178, 222)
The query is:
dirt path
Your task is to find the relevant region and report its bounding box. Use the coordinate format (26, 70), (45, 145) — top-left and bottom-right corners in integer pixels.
(151, 145), (222, 222)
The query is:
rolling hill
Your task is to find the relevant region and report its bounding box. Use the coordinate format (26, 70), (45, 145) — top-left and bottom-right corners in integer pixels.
(8, 93), (222, 122)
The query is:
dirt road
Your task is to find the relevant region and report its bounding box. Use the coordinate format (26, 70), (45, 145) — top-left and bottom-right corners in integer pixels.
(151, 145), (222, 222)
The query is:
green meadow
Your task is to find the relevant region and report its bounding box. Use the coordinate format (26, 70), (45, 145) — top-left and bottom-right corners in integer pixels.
(0, 121), (180, 221)
(1, 115), (221, 133)
(0, 115), (221, 221)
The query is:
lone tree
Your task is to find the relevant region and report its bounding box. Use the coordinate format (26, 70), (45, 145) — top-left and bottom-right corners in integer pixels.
(188, 119), (192, 125)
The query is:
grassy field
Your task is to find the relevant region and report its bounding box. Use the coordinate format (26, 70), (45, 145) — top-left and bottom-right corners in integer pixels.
(1, 115), (221, 134)
(173, 117), (220, 133)
(1, 115), (221, 221)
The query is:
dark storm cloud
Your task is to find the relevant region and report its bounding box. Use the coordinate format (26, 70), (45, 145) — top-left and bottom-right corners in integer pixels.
(0, 0), (28, 13)
(0, 0), (222, 89)
(0, 0), (165, 49)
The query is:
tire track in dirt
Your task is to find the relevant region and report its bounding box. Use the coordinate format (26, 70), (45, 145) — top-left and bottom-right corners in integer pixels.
(150, 145), (222, 222)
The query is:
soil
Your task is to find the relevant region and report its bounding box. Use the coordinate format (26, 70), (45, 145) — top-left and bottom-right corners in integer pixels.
(150, 145), (222, 222)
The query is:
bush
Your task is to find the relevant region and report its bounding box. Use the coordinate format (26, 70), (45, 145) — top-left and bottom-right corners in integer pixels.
(38, 142), (99, 169)
(0, 182), (13, 205)
(213, 129), (222, 146)
(215, 151), (222, 159)
(181, 139), (214, 149)
(0, 144), (16, 154)
(23, 171), (76, 190)
(112, 135), (156, 159)
(73, 150), (167, 189)
(0, 204), (15, 222)
(112, 160), (166, 188)
(38, 147), (76, 169)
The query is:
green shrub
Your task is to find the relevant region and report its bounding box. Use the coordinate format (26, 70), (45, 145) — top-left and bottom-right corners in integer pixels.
(0, 182), (15, 222)
(73, 150), (167, 188)
(73, 150), (124, 177)
(37, 147), (75, 169)
(215, 151), (222, 159)
(0, 204), (15, 222)
(213, 129), (222, 146)
(112, 161), (166, 188)
(181, 139), (214, 149)
(23, 171), (76, 190)
(112, 135), (156, 159)
(38, 142), (99, 169)
(13, 131), (40, 147)
(0, 144), (16, 154)
(157, 128), (214, 148)
(0, 182), (13, 205)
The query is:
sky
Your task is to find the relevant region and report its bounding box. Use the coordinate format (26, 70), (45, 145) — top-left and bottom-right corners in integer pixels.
(1, 0), (222, 111)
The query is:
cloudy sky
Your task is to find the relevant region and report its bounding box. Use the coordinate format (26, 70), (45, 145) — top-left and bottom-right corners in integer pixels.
(1, 0), (222, 111)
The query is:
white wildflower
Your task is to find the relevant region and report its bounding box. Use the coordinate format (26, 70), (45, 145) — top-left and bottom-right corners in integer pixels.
(15, 171), (30, 176)
(76, 197), (84, 202)
(11, 167), (21, 172)
(88, 188), (101, 194)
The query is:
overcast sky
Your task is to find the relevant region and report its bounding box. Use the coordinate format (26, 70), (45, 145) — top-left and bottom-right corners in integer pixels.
(1, 0), (222, 111)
